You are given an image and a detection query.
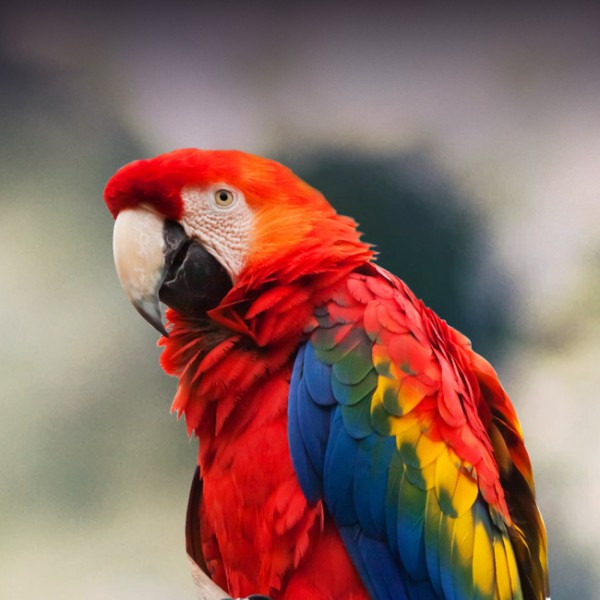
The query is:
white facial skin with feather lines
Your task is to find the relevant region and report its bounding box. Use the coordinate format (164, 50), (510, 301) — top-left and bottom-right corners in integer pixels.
(180, 185), (254, 282)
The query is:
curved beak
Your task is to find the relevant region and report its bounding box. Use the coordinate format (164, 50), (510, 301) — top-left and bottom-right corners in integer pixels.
(113, 207), (173, 336)
(112, 206), (233, 336)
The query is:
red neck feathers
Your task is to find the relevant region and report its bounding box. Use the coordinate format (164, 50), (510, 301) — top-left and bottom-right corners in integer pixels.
(159, 210), (373, 466)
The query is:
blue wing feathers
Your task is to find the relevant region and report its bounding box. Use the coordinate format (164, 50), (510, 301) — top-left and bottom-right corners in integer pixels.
(296, 378), (330, 481)
(289, 340), (439, 599)
(337, 525), (381, 599)
(424, 491), (444, 595)
(366, 434), (396, 540)
(288, 345), (324, 502)
(397, 472), (429, 580)
(440, 516), (457, 600)
(339, 525), (412, 600)
(324, 411), (359, 525)
(385, 452), (404, 558)
(353, 436), (380, 537)
(302, 343), (336, 406)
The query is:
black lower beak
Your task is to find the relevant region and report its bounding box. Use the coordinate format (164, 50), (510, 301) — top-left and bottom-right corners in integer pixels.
(158, 221), (232, 328)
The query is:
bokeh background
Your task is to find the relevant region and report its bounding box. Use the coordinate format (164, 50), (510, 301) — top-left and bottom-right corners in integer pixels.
(1, 3), (599, 598)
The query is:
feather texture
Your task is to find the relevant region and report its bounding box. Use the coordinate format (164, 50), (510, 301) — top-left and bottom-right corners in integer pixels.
(157, 211), (373, 599)
(107, 149), (548, 600)
(288, 263), (549, 599)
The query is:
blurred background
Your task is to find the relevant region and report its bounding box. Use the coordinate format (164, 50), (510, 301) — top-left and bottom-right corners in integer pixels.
(1, 2), (598, 598)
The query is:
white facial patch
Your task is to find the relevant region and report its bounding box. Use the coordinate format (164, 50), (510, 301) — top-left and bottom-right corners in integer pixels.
(180, 184), (254, 281)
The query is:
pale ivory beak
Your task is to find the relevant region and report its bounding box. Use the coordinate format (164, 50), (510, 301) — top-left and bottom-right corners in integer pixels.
(113, 206), (168, 336)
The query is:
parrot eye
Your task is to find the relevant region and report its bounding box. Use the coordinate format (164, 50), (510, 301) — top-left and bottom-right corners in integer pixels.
(214, 188), (235, 208)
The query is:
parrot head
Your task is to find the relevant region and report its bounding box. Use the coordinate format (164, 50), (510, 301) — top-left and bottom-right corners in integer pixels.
(105, 148), (370, 335)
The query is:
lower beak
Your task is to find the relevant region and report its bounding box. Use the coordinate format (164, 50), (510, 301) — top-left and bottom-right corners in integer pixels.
(112, 206), (231, 335)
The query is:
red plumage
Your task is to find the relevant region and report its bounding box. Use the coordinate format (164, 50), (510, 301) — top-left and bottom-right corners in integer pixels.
(106, 149), (548, 599)
(160, 267), (371, 598)
(149, 169), (373, 595)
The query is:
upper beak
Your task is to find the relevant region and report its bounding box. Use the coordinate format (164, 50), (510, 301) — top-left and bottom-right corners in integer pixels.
(113, 206), (179, 336)
(112, 206), (232, 336)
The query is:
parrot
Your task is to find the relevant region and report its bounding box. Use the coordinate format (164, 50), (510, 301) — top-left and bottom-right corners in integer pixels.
(105, 148), (549, 600)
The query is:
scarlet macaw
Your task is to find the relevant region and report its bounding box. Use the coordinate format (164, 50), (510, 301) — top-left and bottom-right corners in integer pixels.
(105, 149), (549, 600)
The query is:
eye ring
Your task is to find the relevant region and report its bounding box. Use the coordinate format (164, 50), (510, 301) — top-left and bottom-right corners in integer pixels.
(214, 188), (235, 208)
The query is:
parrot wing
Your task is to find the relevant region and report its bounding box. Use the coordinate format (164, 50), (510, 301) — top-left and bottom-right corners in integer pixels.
(186, 467), (209, 576)
(288, 264), (548, 600)
(186, 467), (229, 590)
